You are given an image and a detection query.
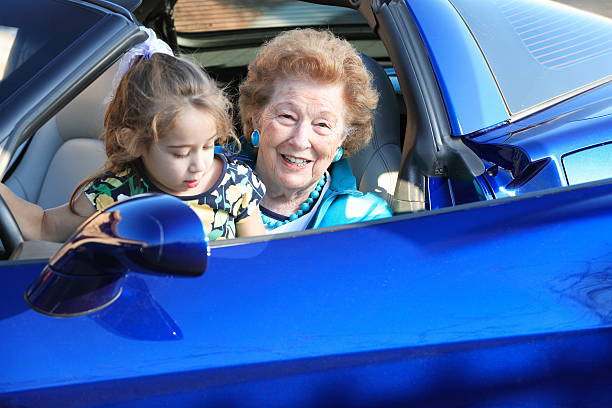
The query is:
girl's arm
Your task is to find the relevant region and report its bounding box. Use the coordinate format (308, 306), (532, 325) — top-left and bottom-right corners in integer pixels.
(0, 183), (96, 242)
(236, 207), (266, 237)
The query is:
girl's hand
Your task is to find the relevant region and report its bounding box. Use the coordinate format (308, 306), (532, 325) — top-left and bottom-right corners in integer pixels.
(236, 207), (266, 237)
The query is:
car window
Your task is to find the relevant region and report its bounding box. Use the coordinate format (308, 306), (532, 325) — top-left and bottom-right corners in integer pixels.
(449, 0), (612, 114)
(0, 0), (102, 106)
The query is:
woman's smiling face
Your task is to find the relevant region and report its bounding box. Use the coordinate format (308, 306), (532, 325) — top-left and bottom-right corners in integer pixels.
(255, 78), (346, 197)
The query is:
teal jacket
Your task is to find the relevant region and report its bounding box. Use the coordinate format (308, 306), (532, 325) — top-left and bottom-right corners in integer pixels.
(309, 158), (392, 229)
(217, 144), (392, 229)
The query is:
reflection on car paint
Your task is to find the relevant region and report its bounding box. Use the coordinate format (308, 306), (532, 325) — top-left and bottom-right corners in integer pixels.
(90, 275), (183, 341)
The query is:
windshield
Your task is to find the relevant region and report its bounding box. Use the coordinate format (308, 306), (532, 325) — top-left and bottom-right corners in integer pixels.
(449, 0), (612, 114)
(0, 0), (102, 106)
(174, 0), (364, 33)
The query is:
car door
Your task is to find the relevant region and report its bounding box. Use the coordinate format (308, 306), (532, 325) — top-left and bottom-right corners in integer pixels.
(2, 177), (612, 407)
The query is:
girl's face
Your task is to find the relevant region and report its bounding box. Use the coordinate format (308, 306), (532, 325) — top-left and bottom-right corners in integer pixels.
(140, 106), (219, 196)
(255, 78), (346, 197)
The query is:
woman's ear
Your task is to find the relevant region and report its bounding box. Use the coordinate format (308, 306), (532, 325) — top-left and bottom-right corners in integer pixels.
(338, 126), (351, 147)
(251, 117), (260, 133)
(253, 108), (270, 131)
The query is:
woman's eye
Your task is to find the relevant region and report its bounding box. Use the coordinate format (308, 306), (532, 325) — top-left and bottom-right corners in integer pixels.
(316, 122), (330, 129)
(280, 114), (295, 120)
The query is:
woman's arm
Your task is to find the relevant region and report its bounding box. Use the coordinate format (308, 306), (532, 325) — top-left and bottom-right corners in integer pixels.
(236, 207), (266, 237)
(0, 183), (96, 242)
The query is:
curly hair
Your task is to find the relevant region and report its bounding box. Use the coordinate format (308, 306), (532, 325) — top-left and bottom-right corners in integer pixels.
(70, 53), (237, 211)
(239, 28), (378, 157)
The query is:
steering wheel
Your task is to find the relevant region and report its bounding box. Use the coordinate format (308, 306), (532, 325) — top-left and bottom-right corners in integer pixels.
(0, 195), (24, 258)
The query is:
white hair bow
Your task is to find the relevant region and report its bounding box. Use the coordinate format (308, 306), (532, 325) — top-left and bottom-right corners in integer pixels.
(105, 27), (174, 103)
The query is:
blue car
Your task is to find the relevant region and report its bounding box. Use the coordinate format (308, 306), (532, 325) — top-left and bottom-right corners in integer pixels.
(1, 0), (611, 406)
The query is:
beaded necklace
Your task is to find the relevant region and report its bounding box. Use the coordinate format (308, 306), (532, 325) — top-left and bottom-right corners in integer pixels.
(261, 174), (327, 229)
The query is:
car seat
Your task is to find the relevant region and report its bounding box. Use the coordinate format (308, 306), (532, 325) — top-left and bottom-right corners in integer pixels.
(4, 67), (112, 260)
(347, 54), (402, 207)
(4, 67), (110, 209)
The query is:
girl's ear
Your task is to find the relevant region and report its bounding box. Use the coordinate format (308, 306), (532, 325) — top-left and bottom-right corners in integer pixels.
(116, 128), (144, 157)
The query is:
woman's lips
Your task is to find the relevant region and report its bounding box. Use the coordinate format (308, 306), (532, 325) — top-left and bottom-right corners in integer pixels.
(281, 153), (311, 168)
(184, 180), (199, 188)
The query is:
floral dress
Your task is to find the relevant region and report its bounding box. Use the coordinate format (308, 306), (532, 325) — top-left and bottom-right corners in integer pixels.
(83, 154), (265, 241)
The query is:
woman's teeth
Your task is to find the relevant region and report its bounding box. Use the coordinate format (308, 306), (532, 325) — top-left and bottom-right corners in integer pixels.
(282, 154), (309, 167)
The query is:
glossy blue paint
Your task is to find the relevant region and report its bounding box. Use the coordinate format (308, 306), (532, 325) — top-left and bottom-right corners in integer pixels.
(469, 81), (612, 142)
(4, 328), (612, 407)
(427, 177), (453, 209)
(465, 82), (612, 196)
(502, 102), (612, 164)
(483, 159), (566, 198)
(2, 180), (612, 406)
(405, 0), (508, 135)
(90, 274), (184, 341)
(481, 164), (516, 199)
(25, 194), (208, 316)
(427, 176), (486, 209)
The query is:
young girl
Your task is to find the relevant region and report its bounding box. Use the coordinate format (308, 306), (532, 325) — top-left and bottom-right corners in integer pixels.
(0, 42), (266, 242)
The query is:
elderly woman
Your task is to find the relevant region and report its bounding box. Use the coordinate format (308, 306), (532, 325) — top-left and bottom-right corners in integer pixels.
(238, 29), (392, 233)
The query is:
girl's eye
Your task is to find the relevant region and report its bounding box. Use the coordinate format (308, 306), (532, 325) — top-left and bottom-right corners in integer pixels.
(173, 152), (189, 158)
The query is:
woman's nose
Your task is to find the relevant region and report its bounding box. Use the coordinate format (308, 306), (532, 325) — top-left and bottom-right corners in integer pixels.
(288, 121), (311, 150)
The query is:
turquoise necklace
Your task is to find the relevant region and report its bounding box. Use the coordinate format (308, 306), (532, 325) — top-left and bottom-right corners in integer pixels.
(261, 174), (327, 229)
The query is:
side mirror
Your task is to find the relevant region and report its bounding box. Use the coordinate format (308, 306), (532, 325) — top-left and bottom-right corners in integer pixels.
(25, 194), (209, 317)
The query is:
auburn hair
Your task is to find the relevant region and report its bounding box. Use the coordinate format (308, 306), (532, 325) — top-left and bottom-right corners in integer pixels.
(239, 28), (378, 157)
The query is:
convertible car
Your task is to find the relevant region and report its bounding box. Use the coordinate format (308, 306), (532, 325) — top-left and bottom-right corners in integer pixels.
(1, 0), (611, 406)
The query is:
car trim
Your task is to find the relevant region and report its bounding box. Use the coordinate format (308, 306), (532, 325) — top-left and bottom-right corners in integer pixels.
(78, 0), (138, 22)
(371, 0), (485, 216)
(507, 75), (612, 123)
(6, 174), (610, 261)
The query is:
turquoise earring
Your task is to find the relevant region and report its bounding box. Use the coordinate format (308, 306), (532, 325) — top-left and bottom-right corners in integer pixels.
(332, 147), (344, 163)
(251, 129), (260, 148)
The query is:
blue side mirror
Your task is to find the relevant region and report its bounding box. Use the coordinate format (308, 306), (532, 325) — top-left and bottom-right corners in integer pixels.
(25, 194), (209, 317)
